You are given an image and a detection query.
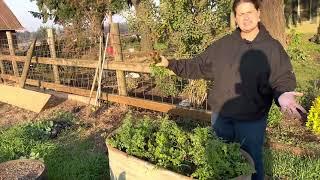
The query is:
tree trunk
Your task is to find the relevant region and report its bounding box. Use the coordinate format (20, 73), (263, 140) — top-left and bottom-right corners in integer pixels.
(132, 0), (154, 51)
(260, 0), (287, 47)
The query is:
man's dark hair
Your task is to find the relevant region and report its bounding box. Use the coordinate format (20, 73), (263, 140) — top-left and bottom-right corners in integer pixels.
(232, 0), (261, 14)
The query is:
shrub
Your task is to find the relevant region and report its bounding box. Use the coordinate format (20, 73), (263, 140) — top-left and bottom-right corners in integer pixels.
(306, 96), (320, 135)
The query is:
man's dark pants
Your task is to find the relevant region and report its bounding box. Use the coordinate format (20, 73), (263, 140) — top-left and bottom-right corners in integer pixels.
(211, 113), (267, 180)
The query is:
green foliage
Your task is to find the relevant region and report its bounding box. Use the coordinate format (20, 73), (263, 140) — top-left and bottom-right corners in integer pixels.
(306, 96), (320, 135)
(0, 121), (54, 162)
(267, 103), (283, 128)
(124, 0), (159, 51)
(0, 111), (108, 179)
(30, 0), (129, 42)
(189, 128), (253, 179)
(154, 42), (168, 51)
(0, 111), (76, 162)
(287, 30), (309, 62)
(156, 0), (232, 58)
(125, 0), (231, 56)
(150, 64), (179, 97)
(108, 113), (156, 159)
(30, 0), (127, 24)
(151, 119), (189, 170)
(107, 113), (253, 179)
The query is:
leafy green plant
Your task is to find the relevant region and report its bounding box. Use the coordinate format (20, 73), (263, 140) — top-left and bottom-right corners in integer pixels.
(306, 96), (320, 135)
(189, 127), (253, 179)
(287, 29), (309, 62)
(107, 113), (253, 179)
(150, 119), (189, 171)
(267, 103), (283, 128)
(0, 111), (76, 162)
(150, 64), (179, 97)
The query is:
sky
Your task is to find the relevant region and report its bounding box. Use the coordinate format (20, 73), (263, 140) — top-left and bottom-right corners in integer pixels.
(3, 0), (126, 32)
(3, 0), (57, 32)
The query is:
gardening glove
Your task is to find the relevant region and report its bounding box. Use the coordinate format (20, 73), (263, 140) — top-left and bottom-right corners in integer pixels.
(155, 55), (169, 68)
(278, 91), (307, 119)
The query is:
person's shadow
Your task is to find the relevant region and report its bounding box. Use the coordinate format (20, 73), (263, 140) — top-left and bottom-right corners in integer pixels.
(218, 49), (275, 179)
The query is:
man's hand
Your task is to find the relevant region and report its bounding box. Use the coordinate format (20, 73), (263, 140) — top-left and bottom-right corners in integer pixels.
(278, 91), (307, 119)
(155, 55), (169, 67)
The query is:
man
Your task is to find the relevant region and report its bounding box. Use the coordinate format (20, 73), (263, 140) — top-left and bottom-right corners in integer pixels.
(156, 0), (306, 179)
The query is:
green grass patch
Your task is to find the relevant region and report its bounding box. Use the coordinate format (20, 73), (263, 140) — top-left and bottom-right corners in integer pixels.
(44, 131), (109, 180)
(292, 60), (320, 88)
(265, 149), (320, 179)
(286, 31), (320, 111)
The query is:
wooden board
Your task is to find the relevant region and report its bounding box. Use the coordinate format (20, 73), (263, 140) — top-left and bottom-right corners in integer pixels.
(0, 55), (175, 75)
(0, 85), (51, 113)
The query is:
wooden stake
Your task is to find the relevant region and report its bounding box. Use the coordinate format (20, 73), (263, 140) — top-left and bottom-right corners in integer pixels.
(88, 35), (103, 106)
(95, 33), (109, 106)
(6, 31), (19, 76)
(0, 61), (4, 75)
(47, 28), (60, 84)
(111, 23), (127, 96)
(19, 39), (36, 88)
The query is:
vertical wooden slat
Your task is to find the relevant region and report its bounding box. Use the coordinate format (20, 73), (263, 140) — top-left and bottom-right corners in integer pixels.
(19, 39), (36, 88)
(6, 31), (19, 76)
(47, 28), (60, 84)
(111, 23), (127, 96)
(0, 40), (4, 75)
(0, 61), (5, 75)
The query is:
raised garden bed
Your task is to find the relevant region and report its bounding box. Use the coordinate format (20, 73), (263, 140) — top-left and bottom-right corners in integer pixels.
(106, 113), (255, 180)
(107, 144), (254, 180)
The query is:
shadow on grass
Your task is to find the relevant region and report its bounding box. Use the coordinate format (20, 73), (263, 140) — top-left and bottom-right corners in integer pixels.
(264, 148), (275, 180)
(43, 131), (109, 180)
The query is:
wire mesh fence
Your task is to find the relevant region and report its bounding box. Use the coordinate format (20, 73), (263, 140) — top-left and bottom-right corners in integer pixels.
(0, 28), (210, 111)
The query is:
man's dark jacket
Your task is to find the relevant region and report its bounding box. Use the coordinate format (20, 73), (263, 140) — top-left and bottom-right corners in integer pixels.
(168, 24), (296, 120)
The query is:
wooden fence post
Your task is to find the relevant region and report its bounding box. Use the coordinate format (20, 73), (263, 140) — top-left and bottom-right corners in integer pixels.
(0, 61), (5, 75)
(47, 28), (60, 84)
(6, 31), (19, 76)
(19, 39), (36, 88)
(111, 23), (127, 96)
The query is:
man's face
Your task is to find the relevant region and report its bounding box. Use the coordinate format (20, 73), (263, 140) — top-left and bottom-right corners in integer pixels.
(235, 2), (260, 33)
